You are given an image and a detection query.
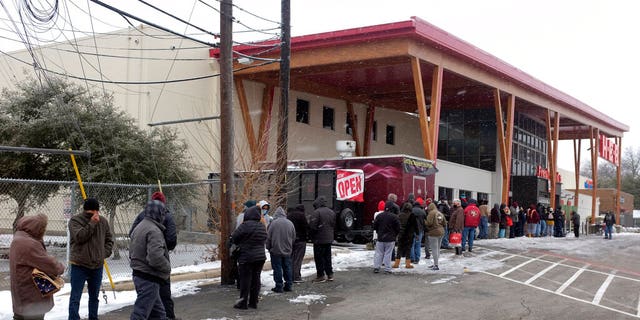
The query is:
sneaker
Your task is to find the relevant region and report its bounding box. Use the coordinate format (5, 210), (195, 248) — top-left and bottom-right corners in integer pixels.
(312, 277), (326, 283)
(327, 275), (334, 281)
(283, 286), (292, 292)
(383, 270), (393, 274)
(373, 268), (380, 273)
(293, 279), (304, 284)
(271, 287), (284, 293)
(427, 265), (435, 269)
(233, 303), (248, 310)
(431, 265), (439, 271)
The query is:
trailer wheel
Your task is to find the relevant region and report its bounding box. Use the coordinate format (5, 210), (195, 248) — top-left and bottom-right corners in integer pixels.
(340, 208), (355, 231)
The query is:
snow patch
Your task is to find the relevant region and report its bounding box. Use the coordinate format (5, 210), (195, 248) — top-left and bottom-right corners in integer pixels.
(289, 294), (326, 304)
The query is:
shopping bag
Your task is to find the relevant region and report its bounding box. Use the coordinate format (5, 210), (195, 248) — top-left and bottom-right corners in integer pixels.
(449, 232), (462, 247)
(32, 268), (64, 297)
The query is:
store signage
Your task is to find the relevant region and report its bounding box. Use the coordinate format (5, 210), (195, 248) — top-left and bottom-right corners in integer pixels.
(599, 134), (619, 165)
(584, 179), (593, 189)
(536, 165), (562, 182)
(336, 169), (364, 202)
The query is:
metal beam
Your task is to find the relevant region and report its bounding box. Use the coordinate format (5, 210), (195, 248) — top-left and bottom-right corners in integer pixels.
(147, 116), (220, 127)
(0, 146), (90, 157)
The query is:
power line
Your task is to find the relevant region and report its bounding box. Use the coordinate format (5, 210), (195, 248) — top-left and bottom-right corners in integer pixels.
(138, 0), (219, 39)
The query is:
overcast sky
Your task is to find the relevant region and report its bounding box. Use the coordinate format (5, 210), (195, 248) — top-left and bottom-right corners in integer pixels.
(1, 0), (637, 171)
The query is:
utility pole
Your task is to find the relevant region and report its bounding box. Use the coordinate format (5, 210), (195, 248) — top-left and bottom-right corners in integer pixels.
(219, 0), (235, 285)
(275, 0), (291, 209)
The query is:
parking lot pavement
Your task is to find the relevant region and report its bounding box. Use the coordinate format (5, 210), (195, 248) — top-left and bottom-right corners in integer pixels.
(100, 235), (640, 319)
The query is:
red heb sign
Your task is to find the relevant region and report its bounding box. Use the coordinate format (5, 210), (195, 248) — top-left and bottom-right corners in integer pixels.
(599, 134), (619, 165)
(336, 169), (364, 202)
(536, 165), (562, 183)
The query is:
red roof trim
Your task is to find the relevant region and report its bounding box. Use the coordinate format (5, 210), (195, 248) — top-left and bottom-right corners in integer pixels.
(213, 17), (628, 133)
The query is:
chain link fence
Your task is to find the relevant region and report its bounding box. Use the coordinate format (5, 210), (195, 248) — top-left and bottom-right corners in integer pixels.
(0, 178), (223, 290)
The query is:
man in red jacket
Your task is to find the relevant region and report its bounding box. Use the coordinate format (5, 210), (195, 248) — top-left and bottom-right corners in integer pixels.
(462, 199), (481, 254)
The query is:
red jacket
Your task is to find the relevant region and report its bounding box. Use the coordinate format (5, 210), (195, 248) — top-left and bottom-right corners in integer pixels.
(464, 204), (481, 228)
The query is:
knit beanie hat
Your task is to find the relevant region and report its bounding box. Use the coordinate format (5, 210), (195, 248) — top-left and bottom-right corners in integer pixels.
(151, 192), (166, 204)
(83, 198), (100, 211)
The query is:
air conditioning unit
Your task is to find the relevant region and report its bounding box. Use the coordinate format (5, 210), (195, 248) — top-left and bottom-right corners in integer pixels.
(336, 140), (356, 158)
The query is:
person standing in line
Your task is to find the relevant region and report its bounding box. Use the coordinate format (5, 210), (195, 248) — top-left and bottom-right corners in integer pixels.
(287, 204), (308, 283)
(437, 198), (452, 249)
(129, 200), (171, 319)
(267, 207), (296, 293)
(129, 192), (179, 320)
(498, 203), (510, 238)
(393, 201), (416, 269)
(410, 198), (426, 264)
(477, 200), (489, 240)
(371, 200), (386, 244)
(603, 211), (615, 239)
(10, 214), (65, 320)
(258, 200), (273, 228)
(372, 200), (401, 274)
(68, 198), (114, 320)
(449, 199), (465, 256)
(546, 208), (555, 237)
(571, 211), (580, 238)
(488, 203), (500, 239)
(462, 199), (481, 254)
(509, 202), (519, 238)
(309, 196), (336, 282)
(231, 206), (267, 309)
(536, 203), (546, 237)
(425, 203), (447, 270)
(236, 200), (256, 230)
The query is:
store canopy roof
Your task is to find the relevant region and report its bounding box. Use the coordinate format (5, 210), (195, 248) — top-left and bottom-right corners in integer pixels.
(213, 17), (629, 139)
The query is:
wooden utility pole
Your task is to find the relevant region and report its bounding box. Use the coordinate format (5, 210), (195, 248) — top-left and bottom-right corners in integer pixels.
(275, 0), (291, 209)
(219, 0), (235, 285)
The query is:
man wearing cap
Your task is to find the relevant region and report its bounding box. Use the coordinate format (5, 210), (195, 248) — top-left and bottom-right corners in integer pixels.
(68, 197), (114, 320)
(129, 192), (180, 320)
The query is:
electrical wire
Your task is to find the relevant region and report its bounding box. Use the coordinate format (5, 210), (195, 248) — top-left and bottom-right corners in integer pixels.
(137, 0), (218, 39)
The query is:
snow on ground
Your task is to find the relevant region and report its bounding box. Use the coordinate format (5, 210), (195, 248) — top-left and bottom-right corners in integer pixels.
(2, 234), (639, 320)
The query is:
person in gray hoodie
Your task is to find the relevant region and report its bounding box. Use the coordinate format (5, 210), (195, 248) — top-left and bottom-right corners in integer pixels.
(266, 207), (296, 293)
(129, 200), (171, 320)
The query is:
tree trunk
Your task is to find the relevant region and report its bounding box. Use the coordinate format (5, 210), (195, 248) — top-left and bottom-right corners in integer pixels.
(12, 195), (28, 232)
(107, 205), (121, 260)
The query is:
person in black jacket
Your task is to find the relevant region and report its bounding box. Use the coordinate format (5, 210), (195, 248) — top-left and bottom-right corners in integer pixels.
(231, 206), (267, 310)
(287, 204), (309, 283)
(372, 201), (400, 274)
(309, 196), (336, 282)
(129, 192), (179, 320)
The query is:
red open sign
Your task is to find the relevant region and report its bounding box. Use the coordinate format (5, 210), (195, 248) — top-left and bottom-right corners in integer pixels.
(336, 169), (364, 202)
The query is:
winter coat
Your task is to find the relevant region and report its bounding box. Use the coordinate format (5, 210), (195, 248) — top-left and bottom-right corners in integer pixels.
(499, 204), (509, 228)
(129, 200), (171, 283)
(411, 202), (427, 233)
(372, 210), (400, 242)
(397, 202), (418, 243)
(490, 204), (501, 224)
(425, 203), (447, 237)
(231, 206), (267, 264)
(69, 210), (114, 269)
(463, 202), (481, 228)
(510, 206), (520, 223)
(449, 205), (465, 233)
(571, 213), (580, 226)
(526, 208), (540, 224)
(287, 204), (309, 242)
(267, 207), (296, 256)
(308, 196), (336, 244)
(10, 214), (65, 317)
(437, 201), (451, 221)
(130, 206), (177, 251)
(604, 212), (615, 226)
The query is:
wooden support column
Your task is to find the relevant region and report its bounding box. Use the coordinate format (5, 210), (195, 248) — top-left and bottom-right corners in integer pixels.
(411, 56), (433, 160)
(429, 65), (443, 158)
(493, 89), (515, 204)
(616, 136), (622, 224)
(257, 84), (275, 161)
(573, 138), (581, 210)
(545, 110), (560, 209)
(235, 78), (258, 162)
(590, 127), (599, 223)
(363, 106), (375, 156)
(346, 101), (361, 156)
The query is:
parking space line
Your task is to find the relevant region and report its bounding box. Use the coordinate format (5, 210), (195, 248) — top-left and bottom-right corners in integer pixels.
(593, 273), (616, 305)
(524, 259), (565, 285)
(556, 264), (589, 294)
(637, 290), (640, 317)
(499, 255), (545, 277)
(499, 254), (516, 262)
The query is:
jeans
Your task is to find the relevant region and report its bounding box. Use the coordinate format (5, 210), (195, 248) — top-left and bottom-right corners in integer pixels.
(540, 221), (547, 236)
(313, 243), (333, 278)
(270, 254), (293, 291)
(498, 228), (506, 238)
(69, 264), (103, 320)
(159, 277), (174, 319)
(291, 241), (306, 281)
(462, 227), (476, 251)
(441, 227), (450, 248)
(604, 225), (613, 239)
(131, 276), (166, 320)
(411, 231), (423, 262)
(373, 241), (395, 271)
(478, 216), (488, 239)
(535, 223), (541, 237)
